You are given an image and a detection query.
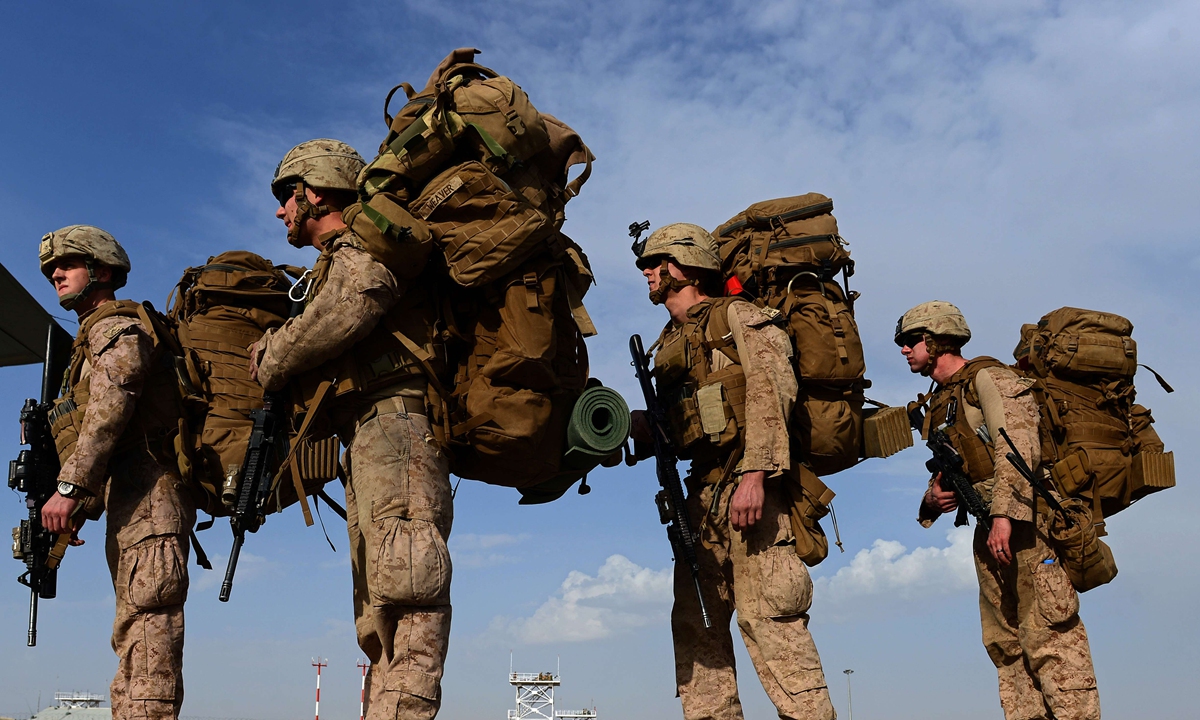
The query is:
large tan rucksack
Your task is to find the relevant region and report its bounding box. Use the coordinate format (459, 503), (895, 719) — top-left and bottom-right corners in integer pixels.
(349, 49), (621, 501)
(1013, 307), (1175, 526)
(714, 193), (909, 476)
(168, 251), (338, 517)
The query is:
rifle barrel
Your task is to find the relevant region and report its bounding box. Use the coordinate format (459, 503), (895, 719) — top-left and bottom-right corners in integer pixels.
(218, 534), (244, 603)
(27, 588), (37, 647)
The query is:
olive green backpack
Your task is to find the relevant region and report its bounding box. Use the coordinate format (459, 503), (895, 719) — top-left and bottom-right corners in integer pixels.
(714, 193), (910, 478)
(348, 48), (624, 502)
(1013, 307), (1175, 528)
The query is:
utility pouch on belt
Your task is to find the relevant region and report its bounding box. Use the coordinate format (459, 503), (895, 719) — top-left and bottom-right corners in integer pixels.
(1047, 497), (1118, 593)
(785, 466), (835, 567)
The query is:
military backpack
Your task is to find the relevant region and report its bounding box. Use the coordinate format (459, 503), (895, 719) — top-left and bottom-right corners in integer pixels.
(1013, 306), (1175, 527)
(714, 193), (910, 476)
(348, 48), (621, 501)
(167, 251), (339, 517)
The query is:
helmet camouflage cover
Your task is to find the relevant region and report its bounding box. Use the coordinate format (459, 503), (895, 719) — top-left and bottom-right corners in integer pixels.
(894, 300), (971, 346)
(39, 225), (131, 309)
(271, 138), (365, 200)
(635, 222), (721, 271)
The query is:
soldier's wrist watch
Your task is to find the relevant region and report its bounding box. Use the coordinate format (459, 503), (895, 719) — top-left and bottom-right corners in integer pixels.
(58, 481), (83, 499)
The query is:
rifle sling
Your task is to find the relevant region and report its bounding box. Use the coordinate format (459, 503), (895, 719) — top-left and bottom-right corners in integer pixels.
(274, 380), (337, 528)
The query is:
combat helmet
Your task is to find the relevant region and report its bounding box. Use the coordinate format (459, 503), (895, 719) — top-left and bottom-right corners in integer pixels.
(633, 223), (721, 305)
(39, 225), (131, 310)
(894, 300), (971, 355)
(271, 139), (365, 247)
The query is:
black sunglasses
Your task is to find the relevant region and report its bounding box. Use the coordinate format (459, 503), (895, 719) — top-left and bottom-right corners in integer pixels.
(895, 332), (925, 348)
(274, 182), (298, 207)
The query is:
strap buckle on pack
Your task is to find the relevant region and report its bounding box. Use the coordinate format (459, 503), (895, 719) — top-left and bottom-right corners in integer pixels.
(523, 272), (540, 309)
(504, 109), (526, 136)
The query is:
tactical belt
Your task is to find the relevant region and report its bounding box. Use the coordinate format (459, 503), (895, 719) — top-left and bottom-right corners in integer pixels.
(355, 395), (427, 427)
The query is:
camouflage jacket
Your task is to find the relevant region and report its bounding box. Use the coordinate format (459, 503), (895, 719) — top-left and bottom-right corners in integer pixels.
(52, 301), (178, 497)
(256, 229), (404, 394)
(653, 297), (797, 479)
(919, 361), (1041, 526)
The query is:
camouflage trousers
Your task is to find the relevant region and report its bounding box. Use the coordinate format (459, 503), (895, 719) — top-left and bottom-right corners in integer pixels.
(673, 478), (836, 720)
(974, 519), (1100, 720)
(343, 406), (453, 720)
(104, 453), (195, 720)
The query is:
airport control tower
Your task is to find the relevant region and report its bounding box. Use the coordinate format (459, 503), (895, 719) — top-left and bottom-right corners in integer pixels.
(507, 663), (596, 720)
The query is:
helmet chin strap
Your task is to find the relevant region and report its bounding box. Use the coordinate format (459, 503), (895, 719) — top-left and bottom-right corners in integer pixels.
(58, 259), (113, 311)
(648, 258), (699, 305)
(287, 180), (335, 249)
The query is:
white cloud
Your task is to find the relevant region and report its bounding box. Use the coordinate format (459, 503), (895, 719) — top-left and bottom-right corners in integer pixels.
(492, 554), (672, 644)
(813, 526), (976, 621)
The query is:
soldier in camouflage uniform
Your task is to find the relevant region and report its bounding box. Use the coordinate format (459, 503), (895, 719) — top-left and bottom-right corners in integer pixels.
(629, 224), (836, 720)
(896, 301), (1100, 720)
(249, 140), (451, 720)
(39, 226), (194, 720)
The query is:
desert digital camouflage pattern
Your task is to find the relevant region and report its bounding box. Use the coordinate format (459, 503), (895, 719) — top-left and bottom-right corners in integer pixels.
(38, 225), (131, 282)
(894, 300), (971, 345)
(256, 236), (401, 392)
(655, 298), (834, 720)
(255, 231), (452, 720)
(636, 222), (721, 271)
(270, 138), (365, 196)
(919, 362), (1099, 720)
(674, 484), (834, 720)
(345, 409), (452, 718)
(58, 309), (195, 720)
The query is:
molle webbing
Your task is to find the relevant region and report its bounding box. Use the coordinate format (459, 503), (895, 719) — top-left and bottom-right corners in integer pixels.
(654, 298), (747, 454)
(51, 300), (181, 466)
(925, 357), (1008, 483)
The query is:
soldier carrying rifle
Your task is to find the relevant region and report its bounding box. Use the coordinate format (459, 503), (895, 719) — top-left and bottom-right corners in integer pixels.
(627, 223), (836, 720)
(38, 226), (195, 720)
(897, 300), (1100, 720)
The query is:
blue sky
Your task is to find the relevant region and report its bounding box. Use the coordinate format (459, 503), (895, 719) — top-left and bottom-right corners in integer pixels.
(1, 2), (1198, 718)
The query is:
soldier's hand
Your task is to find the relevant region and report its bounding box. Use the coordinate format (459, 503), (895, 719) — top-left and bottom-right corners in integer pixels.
(41, 492), (81, 535)
(924, 473), (959, 514)
(629, 410), (651, 445)
(988, 516), (1014, 566)
(247, 340), (263, 382)
(730, 471), (765, 531)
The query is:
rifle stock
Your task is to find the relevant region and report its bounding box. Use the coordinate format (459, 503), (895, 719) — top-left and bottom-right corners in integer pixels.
(629, 334), (711, 629)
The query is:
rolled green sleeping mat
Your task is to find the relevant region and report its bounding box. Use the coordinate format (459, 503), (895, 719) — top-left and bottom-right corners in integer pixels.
(563, 384), (631, 471)
(517, 384), (630, 505)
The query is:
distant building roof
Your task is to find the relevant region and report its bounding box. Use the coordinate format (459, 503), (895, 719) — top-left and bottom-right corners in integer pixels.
(30, 708), (111, 720)
(29, 692), (111, 720)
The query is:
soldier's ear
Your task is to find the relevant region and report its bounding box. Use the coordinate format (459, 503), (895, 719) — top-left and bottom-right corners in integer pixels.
(94, 265), (113, 283)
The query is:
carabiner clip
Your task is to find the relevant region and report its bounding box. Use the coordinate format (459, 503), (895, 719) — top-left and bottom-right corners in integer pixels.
(288, 269), (313, 303)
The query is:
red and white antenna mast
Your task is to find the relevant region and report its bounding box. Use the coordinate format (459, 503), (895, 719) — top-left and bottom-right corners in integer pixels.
(357, 658), (371, 720)
(312, 657), (328, 720)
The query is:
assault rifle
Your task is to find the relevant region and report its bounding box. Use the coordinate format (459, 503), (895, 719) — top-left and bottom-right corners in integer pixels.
(996, 427), (1071, 526)
(219, 277), (310, 602)
(926, 427), (992, 531)
(629, 334), (711, 629)
(8, 322), (72, 646)
(218, 391), (286, 602)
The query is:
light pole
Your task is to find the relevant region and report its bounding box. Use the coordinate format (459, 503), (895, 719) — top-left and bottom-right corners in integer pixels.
(842, 669), (854, 720)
